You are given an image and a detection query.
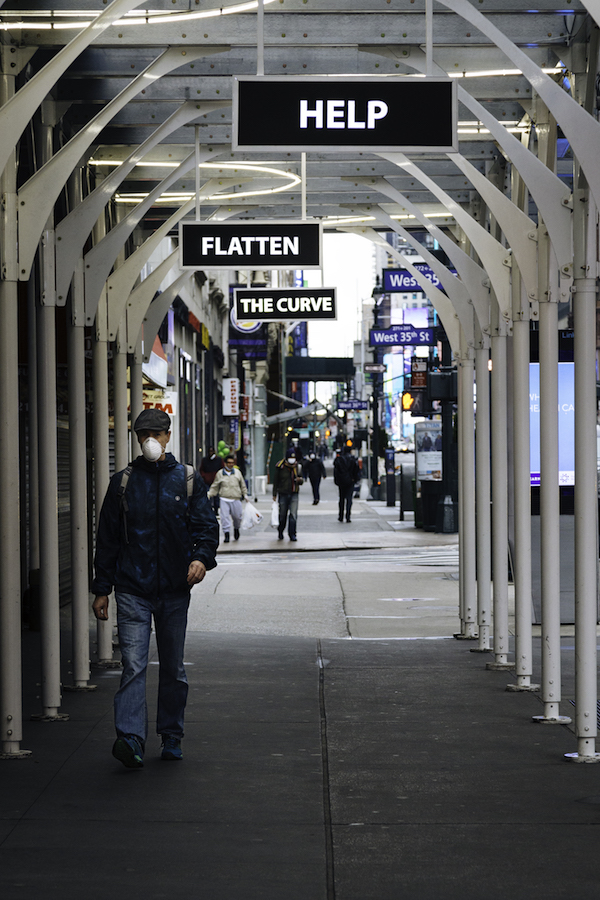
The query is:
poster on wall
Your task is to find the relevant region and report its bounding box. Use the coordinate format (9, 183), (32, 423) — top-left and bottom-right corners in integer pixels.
(415, 421), (442, 483)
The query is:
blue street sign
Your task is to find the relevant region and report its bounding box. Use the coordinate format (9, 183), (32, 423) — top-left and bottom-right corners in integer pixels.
(369, 325), (435, 347)
(338, 400), (369, 410)
(383, 266), (456, 293)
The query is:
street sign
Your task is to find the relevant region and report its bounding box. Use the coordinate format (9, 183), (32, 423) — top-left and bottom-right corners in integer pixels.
(383, 266), (457, 293)
(370, 325), (436, 347)
(363, 362), (386, 374)
(233, 76), (458, 153)
(234, 287), (336, 321)
(338, 400), (369, 410)
(179, 220), (322, 270)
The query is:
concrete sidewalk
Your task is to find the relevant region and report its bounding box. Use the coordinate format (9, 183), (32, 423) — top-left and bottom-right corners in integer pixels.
(1, 629), (597, 900)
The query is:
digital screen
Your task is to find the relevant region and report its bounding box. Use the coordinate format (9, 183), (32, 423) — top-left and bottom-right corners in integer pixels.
(529, 362), (574, 486)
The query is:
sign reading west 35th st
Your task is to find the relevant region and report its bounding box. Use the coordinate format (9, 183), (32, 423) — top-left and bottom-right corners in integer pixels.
(233, 76), (457, 153)
(179, 221), (322, 270)
(234, 287), (336, 321)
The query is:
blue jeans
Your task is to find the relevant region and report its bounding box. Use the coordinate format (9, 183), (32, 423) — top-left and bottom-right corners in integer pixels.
(114, 591), (190, 744)
(278, 492), (298, 538)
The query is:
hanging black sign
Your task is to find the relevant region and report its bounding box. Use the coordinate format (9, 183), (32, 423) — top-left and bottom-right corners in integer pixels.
(179, 220), (322, 270)
(234, 287), (336, 321)
(233, 76), (457, 153)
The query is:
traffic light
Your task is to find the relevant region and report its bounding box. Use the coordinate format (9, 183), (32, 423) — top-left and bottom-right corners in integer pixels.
(402, 391), (416, 412)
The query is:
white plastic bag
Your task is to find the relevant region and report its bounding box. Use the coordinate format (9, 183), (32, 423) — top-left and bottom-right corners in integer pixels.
(241, 501), (263, 530)
(270, 500), (279, 528)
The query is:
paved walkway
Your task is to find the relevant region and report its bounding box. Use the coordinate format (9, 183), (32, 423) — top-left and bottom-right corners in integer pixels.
(1, 468), (597, 899)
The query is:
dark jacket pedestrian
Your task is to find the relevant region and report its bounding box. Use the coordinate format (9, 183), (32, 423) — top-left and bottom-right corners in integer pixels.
(91, 409), (219, 769)
(272, 451), (303, 541)
(334, 449), (360, 523)
(200, 447), (224, 515)
(303, 452), (327, 504)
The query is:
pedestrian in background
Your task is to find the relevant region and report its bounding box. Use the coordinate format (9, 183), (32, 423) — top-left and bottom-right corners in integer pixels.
(199, 446), (223, 516)
(334, 445), (360, 523)
(303, 451), (326, 505)
(273, 450), (303, 541)
(208, 454), (248, 543)
(91, 409), (219, 768)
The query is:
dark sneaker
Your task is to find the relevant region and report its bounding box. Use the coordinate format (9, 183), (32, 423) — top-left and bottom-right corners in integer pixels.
(161, 736), (183, 761)
(224, 532), (230, 543)
(112, 735), (144, 769)
(234, 528), (240, 540)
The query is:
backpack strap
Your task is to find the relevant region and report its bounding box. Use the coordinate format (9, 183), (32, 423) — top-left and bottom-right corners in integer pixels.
(185, 464), (195, 522)
(117, 465), (133, 544)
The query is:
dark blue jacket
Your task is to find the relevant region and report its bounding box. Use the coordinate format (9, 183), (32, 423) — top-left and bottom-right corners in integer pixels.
(91, 453), (219, 600)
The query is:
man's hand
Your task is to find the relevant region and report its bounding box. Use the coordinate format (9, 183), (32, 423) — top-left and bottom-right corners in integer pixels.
(187, 560), (207, 586)
(93, 595), (109, 620)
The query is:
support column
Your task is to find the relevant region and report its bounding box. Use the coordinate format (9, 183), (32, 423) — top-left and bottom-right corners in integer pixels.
(113, 324), (129, 472)
(568, 181), (600, 759)
(33, 112), (67, 722)
(130, 333), (144, 458)
(532, 222), (571, 724)
(508, 309), (538, 692)
(458, 348), (477, 639)
(473, 343), (492, 652)
(486, 312), (513, 671)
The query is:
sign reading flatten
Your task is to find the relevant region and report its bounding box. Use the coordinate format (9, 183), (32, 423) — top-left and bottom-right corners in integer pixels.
(234, 287), (336, 321)
(233, 76), (457, 153)
(179, 221), (322, 270)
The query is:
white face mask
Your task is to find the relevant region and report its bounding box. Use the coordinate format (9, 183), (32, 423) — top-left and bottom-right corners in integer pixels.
(287, 457), (296, 465)
(142, 437), (163, 462)
(309, 453), (315, 459)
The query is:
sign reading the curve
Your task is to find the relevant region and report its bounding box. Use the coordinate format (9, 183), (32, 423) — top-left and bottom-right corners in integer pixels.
(234, 287), (336, 321)
(232, 76), (458, 153)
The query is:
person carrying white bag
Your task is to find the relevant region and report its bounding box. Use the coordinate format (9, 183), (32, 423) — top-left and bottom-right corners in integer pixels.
(207, 454), (247, 543)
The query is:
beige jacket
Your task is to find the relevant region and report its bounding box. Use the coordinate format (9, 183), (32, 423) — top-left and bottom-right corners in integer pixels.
(207, 466), (248, 501)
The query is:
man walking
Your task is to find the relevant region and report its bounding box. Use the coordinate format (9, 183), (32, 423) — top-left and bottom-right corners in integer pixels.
(91, 409), (219, 769)
(273, 450), (303, 541)
(208, 454), (248, 542)
(334, 444), (360, 523)
(199, 446), (223, 516)
(303, 451), (326, 505)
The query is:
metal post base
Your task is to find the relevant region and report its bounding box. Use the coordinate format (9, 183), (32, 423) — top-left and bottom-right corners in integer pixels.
(470, 647), (493, 653)
(532, 715), (572, 724)
(565, 752), (600, 763)
(30, 713), (70, 722)
(63, 684), (98, 692)
(1, 749), (33, 760)
(454, 632), (478, 641)
(506, 683), (540, 692)
(96, 659), (122, 669)
(486, 661), (515, 670)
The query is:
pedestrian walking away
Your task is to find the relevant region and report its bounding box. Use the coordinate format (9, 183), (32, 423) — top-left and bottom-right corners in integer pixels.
(334, 445), (360, 522)
(199, 445), (223, 516)
(273, 450), (303, 541)
(208, 454), (248, 543)
(303, 451), (326, 504)
(91, 409), (219, 769)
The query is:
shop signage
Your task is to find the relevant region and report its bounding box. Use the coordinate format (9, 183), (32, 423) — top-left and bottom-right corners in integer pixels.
(234, 287), (336, 321)
(233, 76), (457, 153)
(223, 378), (240, 417)
(179, 220), (322, 270)
(363, 362), (386, 374)
(370, 325), (435, 347)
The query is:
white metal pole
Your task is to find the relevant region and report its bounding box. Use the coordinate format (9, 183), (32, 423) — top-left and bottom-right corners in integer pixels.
(301, 152), (307, 222)
(474, 344), (492, 652)
(486, 326), (513, 670)
(425, 0), (434, 76)
(568, 182), (600, 759)
(66, 312), (94, 691)
(195, 125), (201, 223)
(508, 313), (538, 692)
(459, 350), (477, 638)
(0, 63), (29, 753)
(130, 333), (144, 456)
(93, 296), (116, 665)
(113, 325), (129, 472)
(257, 0), (265, 76)
(532, 224), (570, 724)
